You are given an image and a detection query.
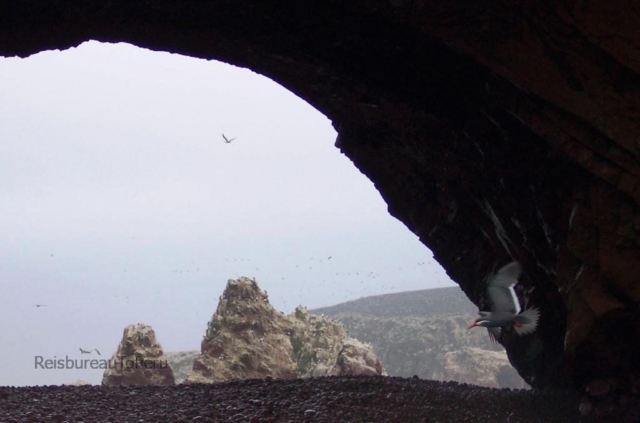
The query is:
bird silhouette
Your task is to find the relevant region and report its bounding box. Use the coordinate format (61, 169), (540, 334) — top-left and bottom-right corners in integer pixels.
(79, 348), (91, 354)
(34, 304), (47, 308)
(468, 261), (540, 343)
(222, 134), (236, 143)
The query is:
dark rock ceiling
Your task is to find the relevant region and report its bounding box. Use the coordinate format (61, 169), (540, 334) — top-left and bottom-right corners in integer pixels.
(2, 0), (639, 395)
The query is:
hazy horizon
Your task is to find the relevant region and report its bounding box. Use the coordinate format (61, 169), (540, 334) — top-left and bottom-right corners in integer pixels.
(0, 41), (460, 386)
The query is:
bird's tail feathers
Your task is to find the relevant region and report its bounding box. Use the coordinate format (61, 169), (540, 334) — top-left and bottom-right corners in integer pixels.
(487, 327), (501, 344)
(514, 307), (540, 336)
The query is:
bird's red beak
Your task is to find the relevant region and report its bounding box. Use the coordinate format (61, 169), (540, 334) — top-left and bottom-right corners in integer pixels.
(467, 322), (478, 329)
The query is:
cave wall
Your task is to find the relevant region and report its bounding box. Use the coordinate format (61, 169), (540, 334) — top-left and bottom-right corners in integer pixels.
(2, 0), (639, 390)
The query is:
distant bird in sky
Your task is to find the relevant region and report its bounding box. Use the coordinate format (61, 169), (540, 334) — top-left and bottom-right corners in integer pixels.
(79, 348), (91, 354)
(222, 134), (236, 143)
(34, 304), (47, 308)
(468, 261), (540, 343)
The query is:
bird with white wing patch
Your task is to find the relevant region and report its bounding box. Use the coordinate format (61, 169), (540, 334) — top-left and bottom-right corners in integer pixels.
(468, 261), (540, 344)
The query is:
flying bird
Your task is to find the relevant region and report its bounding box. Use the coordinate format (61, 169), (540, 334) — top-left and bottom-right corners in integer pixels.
(34, 304), (47, 308)
(79, 348), (91, 354)
(468, 261), (540, 343)
(222, 134), (236, 143)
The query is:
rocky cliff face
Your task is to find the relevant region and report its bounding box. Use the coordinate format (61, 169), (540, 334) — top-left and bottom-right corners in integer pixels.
(2, 0), (639, 402)
(326, 312), (527, 389)
(185, 277), (384, 384)
(313, 288), (527, 389)
(443, 348), (528, 390)
(101, 323), (175, 387)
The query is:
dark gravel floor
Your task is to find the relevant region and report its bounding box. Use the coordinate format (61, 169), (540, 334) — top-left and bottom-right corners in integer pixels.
(0, 375), (588, 422)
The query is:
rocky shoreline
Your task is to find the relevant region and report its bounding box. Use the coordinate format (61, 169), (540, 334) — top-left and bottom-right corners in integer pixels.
(0, 375), (586, 422)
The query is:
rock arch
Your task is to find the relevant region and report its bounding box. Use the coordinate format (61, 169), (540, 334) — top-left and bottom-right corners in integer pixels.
(2, 1), (639, 390)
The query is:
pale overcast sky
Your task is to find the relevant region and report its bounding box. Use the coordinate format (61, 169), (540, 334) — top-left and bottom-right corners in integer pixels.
(0, 41), (458, 386)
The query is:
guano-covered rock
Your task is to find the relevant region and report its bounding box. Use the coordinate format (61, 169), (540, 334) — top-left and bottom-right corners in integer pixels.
(185, 277), (385, 383)
(101, 323), (175, 387)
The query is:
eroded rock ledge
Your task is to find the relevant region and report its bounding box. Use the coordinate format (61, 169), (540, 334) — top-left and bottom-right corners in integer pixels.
(1, 1), (639, 402)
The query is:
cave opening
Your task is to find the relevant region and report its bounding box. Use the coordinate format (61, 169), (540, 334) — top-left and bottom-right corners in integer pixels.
(0, 40), (466, 386)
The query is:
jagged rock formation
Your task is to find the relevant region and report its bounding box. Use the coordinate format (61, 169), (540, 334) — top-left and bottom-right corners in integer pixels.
(165, 351), (199, 384)
(3, 3), (640, 408)
(101, 323), (175, 387)
(186, 278), (298, 383)
(185, 277), (384, 384)
(290, 306), (386, 377)
(313, 288), (527, 389)
(333, 339), (386, 377)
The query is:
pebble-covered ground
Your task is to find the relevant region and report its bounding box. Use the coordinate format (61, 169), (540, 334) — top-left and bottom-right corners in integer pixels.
(0, 375), (588, 422)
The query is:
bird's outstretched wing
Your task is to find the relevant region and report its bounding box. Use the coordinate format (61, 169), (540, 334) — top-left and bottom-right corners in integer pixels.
(487, 261), (522, 314)
(222, 134), (236, 143)
(94, 349), (101, 356)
